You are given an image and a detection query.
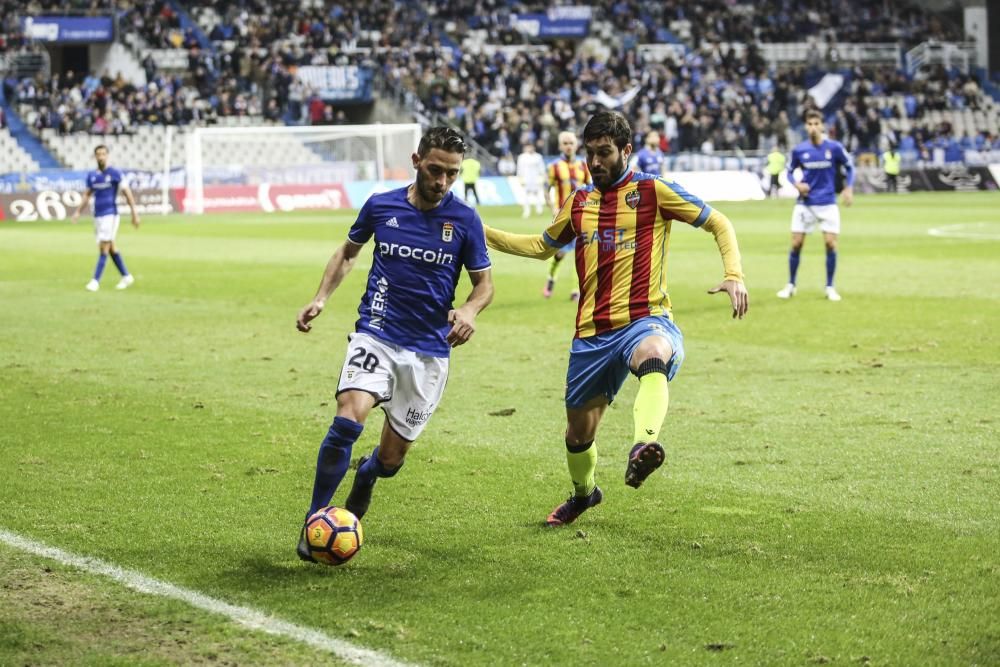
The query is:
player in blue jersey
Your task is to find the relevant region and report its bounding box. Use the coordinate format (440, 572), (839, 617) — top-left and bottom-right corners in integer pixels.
(777, 110), (854, 301)
(71, 145), (140, 292)
(632, 131), (664, 176)
(294, 126), (494, 562)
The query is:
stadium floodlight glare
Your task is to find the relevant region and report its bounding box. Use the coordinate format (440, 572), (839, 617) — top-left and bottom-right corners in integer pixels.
(183, 123), (421, 214)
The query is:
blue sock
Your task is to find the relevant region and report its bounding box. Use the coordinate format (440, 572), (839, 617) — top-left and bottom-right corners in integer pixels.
(110, 251), (129, 276)
(354, 446), (403, 487)
(307, 416), (364, 517)
(93, 254), (108, 281)
(826, 249), (837, 287)
(788, 250), (801, 285)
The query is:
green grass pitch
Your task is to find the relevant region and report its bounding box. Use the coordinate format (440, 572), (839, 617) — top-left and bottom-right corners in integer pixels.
(1, 192), (998, 665)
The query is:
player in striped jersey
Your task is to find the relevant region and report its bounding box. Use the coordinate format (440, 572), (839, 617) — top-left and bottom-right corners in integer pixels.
(543, 131), (592, 300)
(484, 111), (749, 526)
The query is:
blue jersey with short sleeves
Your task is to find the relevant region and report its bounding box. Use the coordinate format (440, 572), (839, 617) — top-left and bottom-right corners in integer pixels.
(788, 139), (854, 206)
(347, 187), (491, 358)
(86, 167), (124, 217)
(634, 147), (664, 176)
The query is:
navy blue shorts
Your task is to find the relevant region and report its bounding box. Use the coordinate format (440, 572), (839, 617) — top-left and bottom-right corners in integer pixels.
(565, 315), (684, 408)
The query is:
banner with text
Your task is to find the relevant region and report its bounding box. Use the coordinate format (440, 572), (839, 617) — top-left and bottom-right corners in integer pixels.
(175, 183), (351, 213)
(20, 16), (114, 43)
(852, 165), (999, 194)
(0, 188), (178, 221)
(0, 168), (184, 195)
(512, 13), (590, 38)
(295, 66), (374, 102)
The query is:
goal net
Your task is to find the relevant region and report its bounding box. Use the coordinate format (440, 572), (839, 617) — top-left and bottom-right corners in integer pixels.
(183, 123), (421, 214)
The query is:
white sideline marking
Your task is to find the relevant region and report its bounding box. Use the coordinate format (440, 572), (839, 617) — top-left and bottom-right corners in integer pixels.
(0, 529), (414, 667)
(927, 222), (1000, 240)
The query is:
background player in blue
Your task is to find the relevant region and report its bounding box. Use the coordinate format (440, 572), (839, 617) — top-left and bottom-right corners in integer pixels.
(777, 109), (854, 301)
(71, 145), (140, 292)
(294, 127), (494, 562)
(632, 130), (665, 176)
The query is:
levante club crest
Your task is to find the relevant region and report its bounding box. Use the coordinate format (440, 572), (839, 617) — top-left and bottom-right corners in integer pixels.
(442, 222), (454, 242)
(625, 189), (641, 209)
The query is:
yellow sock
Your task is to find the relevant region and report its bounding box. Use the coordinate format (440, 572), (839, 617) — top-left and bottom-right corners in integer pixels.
(633, 372), (669, 443)
(566, 441), (596, 497)
(547, 255), (562, 279)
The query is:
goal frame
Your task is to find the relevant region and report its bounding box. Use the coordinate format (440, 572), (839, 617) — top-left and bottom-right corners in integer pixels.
(183, 123), (421, 214)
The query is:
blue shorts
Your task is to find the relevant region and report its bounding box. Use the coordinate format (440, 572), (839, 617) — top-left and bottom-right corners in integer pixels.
(565, 315), (684, 408)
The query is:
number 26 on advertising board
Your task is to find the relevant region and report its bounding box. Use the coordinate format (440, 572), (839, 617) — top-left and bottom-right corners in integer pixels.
(8, 190), (83, 221)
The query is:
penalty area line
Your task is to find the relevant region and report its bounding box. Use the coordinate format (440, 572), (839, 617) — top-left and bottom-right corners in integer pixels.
(927, 222), (1000, 240)
(0, 528), (414, 667)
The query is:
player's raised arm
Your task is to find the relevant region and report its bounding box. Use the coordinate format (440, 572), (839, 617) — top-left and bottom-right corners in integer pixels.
(296, 239), (363, 332)
(701, 209), (749, 319)
(651, 177), (748, 319)
(483, 191), (576, 260)
(447, 267), (494, 347)
(482, 224), (559, 259)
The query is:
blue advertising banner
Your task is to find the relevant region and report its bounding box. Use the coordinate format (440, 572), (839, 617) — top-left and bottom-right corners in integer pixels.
(513, 13), (590, 38)
(20, 16), (114, 43)
(295, 66), (374, 102)
(0, 168), (183, 194)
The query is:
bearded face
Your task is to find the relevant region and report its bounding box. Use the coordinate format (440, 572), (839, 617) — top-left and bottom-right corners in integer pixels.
(586, 137), (631, 191)
(412, 148), (462, 206)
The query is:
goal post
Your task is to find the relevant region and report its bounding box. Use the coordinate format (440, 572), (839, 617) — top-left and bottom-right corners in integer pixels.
(183, 123), (421, 214)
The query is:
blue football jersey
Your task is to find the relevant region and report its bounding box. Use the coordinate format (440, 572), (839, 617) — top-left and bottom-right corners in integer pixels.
(86, 167), (124, 217)
(634, 147), (664, 176)
(788, 139), (854, 206)
(347, 187), (491, 357)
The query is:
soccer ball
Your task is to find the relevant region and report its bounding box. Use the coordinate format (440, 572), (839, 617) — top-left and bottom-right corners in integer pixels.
(303, 506), (363, 565)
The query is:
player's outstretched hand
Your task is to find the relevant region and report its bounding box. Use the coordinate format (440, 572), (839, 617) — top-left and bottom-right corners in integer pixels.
(132, 214), (141, 229)
(71, 212), (79, 225)
(296, 300), (324, 333)
(840, 186), (854, 207)
(708, 280), (749, 319)
(446, 307), (476, 347)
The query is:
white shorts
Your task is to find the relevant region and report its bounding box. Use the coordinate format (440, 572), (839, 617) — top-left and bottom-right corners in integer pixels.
(94, 214), (120, 243)
(337, 332), (449, 442)
(791, 204), (840, 235)
(522, 185), (545, 203)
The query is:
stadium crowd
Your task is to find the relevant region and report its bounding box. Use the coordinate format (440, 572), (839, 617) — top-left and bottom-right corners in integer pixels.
(425, 0), (962, 47)
(1, 0), (993, 164)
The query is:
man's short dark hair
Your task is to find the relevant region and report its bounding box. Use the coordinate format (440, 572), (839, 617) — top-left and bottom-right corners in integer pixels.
(582, 111), (632, 150)
(804, 109), (824, 123)
(94, 144), (109, 154)
(417, 127), (467, 158)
